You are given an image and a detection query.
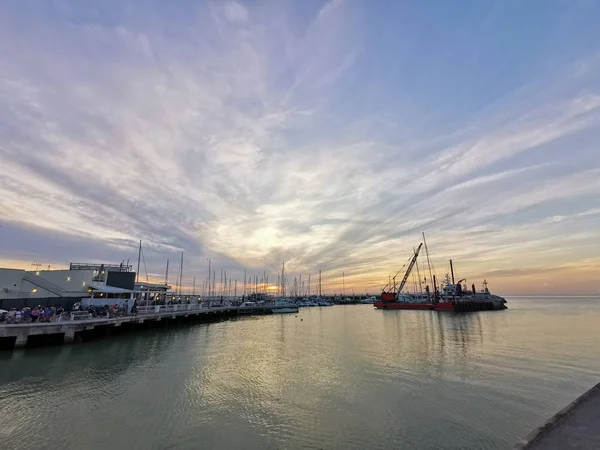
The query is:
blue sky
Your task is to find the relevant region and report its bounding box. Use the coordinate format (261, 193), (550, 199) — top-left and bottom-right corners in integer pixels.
(1, 0), (599, 295)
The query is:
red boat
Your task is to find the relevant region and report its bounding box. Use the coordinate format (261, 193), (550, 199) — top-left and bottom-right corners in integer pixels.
(374, 300), (433, 310)
(374, 235), (507, 312)
(433, 301), (453, 311)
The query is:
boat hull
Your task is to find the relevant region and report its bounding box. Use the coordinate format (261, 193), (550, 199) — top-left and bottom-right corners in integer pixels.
(433, 301), (454, 311)
(375, 300), (505, 312)
(374, 301), (433, 310)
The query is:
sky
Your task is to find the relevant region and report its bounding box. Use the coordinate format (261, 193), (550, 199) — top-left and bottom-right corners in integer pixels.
(1, 0), (599, 296)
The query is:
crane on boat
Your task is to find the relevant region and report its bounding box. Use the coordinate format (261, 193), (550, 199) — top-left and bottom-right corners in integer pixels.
(396, 243), (423, 296)
(381, 243), (424, 300)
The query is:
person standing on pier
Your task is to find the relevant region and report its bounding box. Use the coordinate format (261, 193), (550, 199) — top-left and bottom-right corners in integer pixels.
(31, 306), (40, 323)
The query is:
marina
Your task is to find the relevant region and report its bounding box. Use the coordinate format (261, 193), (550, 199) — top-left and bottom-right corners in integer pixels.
(1, 238), (510, 351)
(2, 298), (598, 449)
(1, 1), (598, 448)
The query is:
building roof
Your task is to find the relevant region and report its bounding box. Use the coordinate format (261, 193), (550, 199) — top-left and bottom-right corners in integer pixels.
(90, 283), (133, 294)
(135, 282), (171, 290)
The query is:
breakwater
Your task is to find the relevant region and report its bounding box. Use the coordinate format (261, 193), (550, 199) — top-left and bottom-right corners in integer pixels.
(514, 381), (600, 449)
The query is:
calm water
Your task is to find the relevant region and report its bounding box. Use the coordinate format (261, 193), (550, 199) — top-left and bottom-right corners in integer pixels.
(1, 297), (599, 449)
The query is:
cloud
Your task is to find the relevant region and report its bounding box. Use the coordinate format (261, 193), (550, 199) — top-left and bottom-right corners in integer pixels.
(220, 1), (249, 23)
(0, 1), (599, 295)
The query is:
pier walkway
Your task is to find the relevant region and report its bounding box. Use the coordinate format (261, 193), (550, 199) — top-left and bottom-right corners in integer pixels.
(0, 304), (273, 349)
(515, 382), (600, 449)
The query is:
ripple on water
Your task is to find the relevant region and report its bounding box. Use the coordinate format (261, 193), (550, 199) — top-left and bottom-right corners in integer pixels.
(1, 299), (600, 449)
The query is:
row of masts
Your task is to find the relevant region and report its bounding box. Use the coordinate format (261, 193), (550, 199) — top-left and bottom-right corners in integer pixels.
(136, 241), (331, 298)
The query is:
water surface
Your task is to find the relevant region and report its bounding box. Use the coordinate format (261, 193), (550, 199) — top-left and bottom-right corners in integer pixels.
(1, 297), (599, 449)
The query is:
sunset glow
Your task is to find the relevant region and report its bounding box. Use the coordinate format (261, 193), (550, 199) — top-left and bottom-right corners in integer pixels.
(1, 1), (599, 295)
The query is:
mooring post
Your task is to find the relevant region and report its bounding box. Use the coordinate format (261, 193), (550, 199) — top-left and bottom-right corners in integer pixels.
(62, 328), (75, 345)
(14, 333), (28, 349)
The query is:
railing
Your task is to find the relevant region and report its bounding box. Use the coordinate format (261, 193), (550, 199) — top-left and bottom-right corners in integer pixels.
(0, 304), (278, 326)
(137, 303), (210, 315)
(136, 303), (273, 315)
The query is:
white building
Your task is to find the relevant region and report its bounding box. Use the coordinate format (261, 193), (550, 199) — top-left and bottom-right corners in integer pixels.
(0, 263), (135, 311)
(134, 281), (171, 305)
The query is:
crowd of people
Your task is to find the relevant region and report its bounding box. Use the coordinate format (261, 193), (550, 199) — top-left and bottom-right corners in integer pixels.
(73, 303), (132, 318)
(0, 305), (68, 324)
(0, 303), (135, 323)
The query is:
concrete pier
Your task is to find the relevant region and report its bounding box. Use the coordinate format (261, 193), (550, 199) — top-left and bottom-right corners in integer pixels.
(0, 304), (274, 350)
(514, 382), (600, 449)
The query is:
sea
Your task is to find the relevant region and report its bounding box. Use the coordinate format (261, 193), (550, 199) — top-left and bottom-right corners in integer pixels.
(1, 297), (599, 450)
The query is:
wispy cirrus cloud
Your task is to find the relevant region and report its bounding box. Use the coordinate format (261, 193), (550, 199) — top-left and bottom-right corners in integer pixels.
(0, 0), (599, 294)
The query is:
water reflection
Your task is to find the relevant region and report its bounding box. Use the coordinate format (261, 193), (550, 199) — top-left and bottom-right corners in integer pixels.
(1, 300), (599, 450)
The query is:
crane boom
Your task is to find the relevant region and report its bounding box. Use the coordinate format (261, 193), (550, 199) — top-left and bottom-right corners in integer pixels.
(397, 243), (423, 295)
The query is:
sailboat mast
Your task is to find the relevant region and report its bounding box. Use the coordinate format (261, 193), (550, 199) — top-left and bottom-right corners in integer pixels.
(319, 270), (322, 297)
(414, 248), (423, 294)
(281, 263), (285, 298)
(165, 259), (169, 285)
(136, 240), (142, 282)
(179, 252), (184, 296)
(422, 232), (434, 287)
(208, 259), (211, 298)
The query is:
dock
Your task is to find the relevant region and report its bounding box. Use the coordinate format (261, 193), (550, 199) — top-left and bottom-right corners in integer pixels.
(0, 304), (275, 350)
(514, 382), (600, 449)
